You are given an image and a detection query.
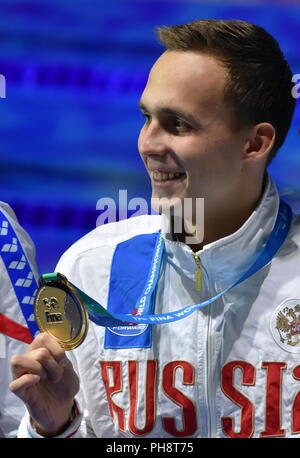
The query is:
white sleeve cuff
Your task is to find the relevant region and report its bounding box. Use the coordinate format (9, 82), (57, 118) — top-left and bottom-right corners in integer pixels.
(18, 401), (83, 438)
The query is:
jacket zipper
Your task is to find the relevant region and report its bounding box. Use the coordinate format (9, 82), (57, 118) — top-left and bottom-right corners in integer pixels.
(193, 254), (202, 291)
(193, 253), (215, 437)
(205, 269), (217, 438)
(206, 303), (214, 437)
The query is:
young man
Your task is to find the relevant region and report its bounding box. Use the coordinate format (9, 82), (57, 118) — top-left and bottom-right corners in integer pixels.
(10, 20), (300, 438)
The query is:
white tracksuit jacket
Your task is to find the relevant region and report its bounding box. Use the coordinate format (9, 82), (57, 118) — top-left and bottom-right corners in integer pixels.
(0, 202), (39, 438)
(20, 176), (300, 438)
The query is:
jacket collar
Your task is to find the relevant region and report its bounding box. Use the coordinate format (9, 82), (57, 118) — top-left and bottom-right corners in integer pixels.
(162, 174), (280, 288)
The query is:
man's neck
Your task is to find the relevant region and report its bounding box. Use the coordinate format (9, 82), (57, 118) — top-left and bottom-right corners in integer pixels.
(172, 178), (266, 252)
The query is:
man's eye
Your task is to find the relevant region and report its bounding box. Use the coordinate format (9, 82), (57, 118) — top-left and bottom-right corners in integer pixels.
(141, 112), (151, 123)
(140, 112), (192, 135)
(174, 119), (190, 132)
(164, 118), (192, 135)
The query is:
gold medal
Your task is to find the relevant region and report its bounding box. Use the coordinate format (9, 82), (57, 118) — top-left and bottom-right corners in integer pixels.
(34, 273), (88, 350)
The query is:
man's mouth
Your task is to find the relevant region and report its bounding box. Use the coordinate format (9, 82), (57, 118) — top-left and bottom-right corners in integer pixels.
(151, 170), (186, 182)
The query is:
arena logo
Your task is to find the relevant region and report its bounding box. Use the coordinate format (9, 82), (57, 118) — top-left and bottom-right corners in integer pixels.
(0, 74), (6, 99)
(292, 74), (300, 99)
(96, 190), (204, 245)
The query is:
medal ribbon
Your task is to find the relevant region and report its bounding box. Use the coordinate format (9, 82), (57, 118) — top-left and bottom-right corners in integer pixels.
(66, 199), (292, 327)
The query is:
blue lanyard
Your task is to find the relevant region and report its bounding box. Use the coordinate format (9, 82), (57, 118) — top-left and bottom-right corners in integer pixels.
(76, 199), (292, 326)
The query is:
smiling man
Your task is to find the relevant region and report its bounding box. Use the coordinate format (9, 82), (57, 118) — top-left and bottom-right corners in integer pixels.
(138, 48), (275, 250)
(10, 20), (300, 438)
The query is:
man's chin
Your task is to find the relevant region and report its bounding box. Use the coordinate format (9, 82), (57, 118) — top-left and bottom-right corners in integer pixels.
(150, 195), (184, 215)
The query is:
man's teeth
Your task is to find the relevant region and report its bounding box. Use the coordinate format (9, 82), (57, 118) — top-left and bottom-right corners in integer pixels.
(152, 171), (184, 181)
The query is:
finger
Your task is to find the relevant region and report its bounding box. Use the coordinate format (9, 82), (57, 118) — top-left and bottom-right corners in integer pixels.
(9, 373), (40, 399)
(29, 347), (65, 384)
(11, 354), (47, 380)
(12, 348), (64, 384)
(28, 332), (68, 366)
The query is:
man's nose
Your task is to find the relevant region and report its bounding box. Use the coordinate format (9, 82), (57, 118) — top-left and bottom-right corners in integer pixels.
(139, 120), (168, 157)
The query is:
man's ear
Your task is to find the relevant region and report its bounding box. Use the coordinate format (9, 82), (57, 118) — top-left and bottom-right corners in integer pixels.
(244, 123), (276, 163)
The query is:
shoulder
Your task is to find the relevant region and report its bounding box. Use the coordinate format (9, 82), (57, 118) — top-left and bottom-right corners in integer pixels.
(289, 213), (300, 241)
(279, 211), (300, 261)
(56, 214), (162, 270)
(62, 213), (161, 254)
(0, 201), (38, 273)
(0, 201), (18, 225)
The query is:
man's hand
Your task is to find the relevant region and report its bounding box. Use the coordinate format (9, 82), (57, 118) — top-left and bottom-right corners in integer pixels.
(10, 332), (80, 437)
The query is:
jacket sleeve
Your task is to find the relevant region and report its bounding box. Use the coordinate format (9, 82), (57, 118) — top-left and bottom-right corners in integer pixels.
(17, 400), (84, 438)
(0, 202), (39, 437)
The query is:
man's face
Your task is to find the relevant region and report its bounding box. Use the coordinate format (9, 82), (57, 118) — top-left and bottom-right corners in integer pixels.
(138, 51), (250, 210)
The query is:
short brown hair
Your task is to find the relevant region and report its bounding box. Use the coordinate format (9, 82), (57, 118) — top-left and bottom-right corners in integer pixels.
(157, 19), (296, 165)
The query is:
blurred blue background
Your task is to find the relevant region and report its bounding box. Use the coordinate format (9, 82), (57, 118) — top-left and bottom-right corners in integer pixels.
(0, 0), (299, 274)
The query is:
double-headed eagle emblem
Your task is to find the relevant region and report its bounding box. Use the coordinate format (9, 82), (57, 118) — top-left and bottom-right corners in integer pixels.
(276, 304), (300, 347)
